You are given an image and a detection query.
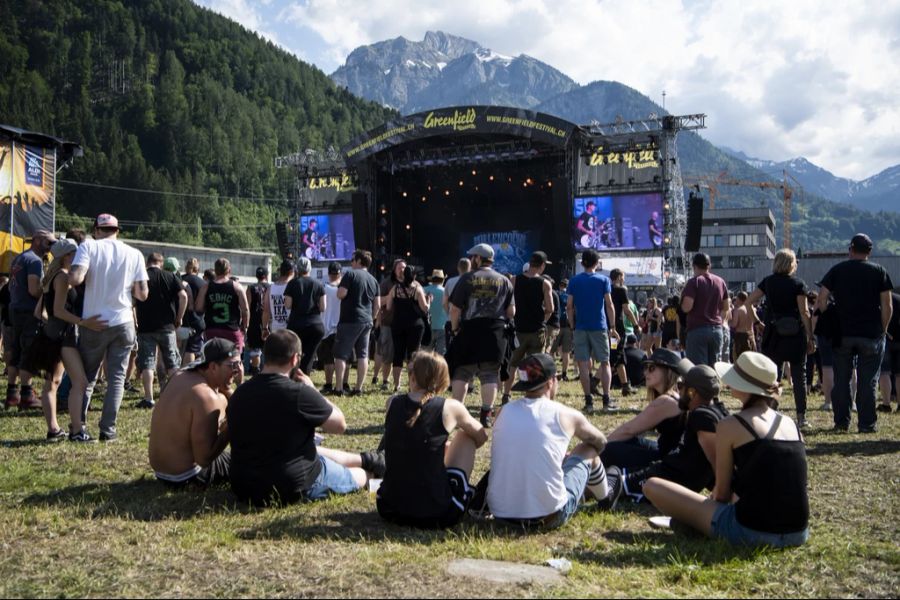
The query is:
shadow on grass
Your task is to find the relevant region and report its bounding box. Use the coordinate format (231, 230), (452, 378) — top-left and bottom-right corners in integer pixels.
(344, 424), (386, 437)
(805, 440), (900, 457)
(571, 529), (763, 567)
(23, 478), (245, 521)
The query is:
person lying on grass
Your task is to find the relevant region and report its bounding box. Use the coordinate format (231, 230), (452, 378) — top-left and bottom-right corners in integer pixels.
(149, 338), (239, 488)
(601, 348), (692, 472)
(643, 352), (810, 548)
(482, 353), (623, 530)
(227, 329), (384, 506)
(377, 350), (488, 529)
(608, 365), (729, 505)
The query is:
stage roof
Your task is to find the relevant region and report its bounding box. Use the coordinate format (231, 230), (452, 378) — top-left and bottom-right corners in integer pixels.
(0, 124), (83, 163)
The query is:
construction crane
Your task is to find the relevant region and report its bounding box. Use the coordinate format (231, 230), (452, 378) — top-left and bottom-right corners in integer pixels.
(684, 170), (803, 249)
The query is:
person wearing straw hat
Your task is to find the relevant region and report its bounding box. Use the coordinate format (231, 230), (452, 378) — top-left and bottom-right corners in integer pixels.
(643, 351), (810, 548)
(424, 269), (448, 355)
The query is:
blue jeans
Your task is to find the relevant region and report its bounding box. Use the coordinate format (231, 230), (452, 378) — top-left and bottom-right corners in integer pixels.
(686, 325), (724, 367)
(304, 456), (361, 501)
(832, 336), (886, 431)
(79, 323), (136, 437)
(498, 455), (591, 530)
(712, 503), (809, 548)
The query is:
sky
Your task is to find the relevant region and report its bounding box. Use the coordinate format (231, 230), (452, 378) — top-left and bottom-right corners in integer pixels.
(193, 0), (900, 181)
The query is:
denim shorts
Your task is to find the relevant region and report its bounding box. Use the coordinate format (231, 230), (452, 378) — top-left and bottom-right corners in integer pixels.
(498, 455), (590, 530)
(711, 503), (809, 548)
(333, 323), (372, 362)
(304, 455), (361, 501)
(137, 330), (181, 371)
(574, 329), (610, 363)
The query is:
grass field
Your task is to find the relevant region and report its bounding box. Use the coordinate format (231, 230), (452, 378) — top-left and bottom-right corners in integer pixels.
(0, 368), (898, 598)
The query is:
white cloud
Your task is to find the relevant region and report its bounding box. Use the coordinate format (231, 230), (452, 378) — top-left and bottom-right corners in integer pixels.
(194, 0), (900, 180)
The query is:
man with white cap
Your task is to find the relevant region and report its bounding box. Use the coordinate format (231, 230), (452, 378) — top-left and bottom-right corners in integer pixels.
(68, 214), (149, 442)
(447, 243), (515, 427)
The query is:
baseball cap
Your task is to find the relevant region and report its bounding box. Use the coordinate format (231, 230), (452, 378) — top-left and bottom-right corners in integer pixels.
(625, 333), (638, 345)
(296, 256), (312, 274)
(466, 243), (494, 260)
(511, 353), (558, 393)
(94, 213), (119, 229)
(163, 257), (180, 273)
(327, 261), (342, 275)
(850, 233), (873, 253)
(185, 338), (240, 371)
(682, 365), (721, 400)
(530, 251), (552, 266)
(256, 266), (269, 278)
(50, 238), (77, 258)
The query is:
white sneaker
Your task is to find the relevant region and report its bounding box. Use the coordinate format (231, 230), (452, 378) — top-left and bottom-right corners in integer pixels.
(820, 401), (832, 411)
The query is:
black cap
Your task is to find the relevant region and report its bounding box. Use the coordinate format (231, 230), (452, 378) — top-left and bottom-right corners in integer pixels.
(328, 261), (342, 275)
(682, 365), (721, 400)
(625, 334), (638, 345)
(643, 348), (693, 376)
(256, 266), (269, 278)
(186, 338), (240, 370)
(279, 259), (295, 274)
(530, 251), (552, 266)
(511, 353), (557, 392)
(850, 233), (873, 253)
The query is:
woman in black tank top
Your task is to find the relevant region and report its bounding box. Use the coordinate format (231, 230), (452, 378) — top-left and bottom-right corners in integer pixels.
(384, 267), (430, 391)
(643, 352), (809, 548)
(376, 352), (488, 529)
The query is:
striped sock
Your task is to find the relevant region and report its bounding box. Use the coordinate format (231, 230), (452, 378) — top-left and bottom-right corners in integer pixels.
(586, 463), (609, 500)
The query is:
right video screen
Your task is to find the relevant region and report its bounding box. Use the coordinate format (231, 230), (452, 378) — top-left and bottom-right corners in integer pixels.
(573, 192), (665, 252)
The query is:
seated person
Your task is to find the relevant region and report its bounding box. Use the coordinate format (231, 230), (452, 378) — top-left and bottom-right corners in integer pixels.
(149, 339), (238, 488)
(621, 334), (647, 388)
(644, 352), (809, 548)
(484, 354), (622, 530)
(617, 365), (729, 503)
(227, 329), (381, 506)
(602, 348), (692, 471)
(377, 351), (488, 529)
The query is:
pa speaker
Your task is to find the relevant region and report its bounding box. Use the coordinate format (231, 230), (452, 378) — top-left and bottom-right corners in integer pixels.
(684, 193), (703, 252)
(275, 222), (291, 259)
(352, 193), (371, 253)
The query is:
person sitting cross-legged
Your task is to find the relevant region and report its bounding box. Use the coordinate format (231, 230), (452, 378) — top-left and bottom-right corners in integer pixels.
(149, 339), (239, 488)
(643, 352), (810, 548)
(227, 329), (382, 506)
(483, 353), (623, 530)
(377, 350), (488, 529)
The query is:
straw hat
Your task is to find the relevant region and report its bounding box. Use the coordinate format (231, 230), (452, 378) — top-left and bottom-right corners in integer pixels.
(430, 269), (446, 281)
(715, 352), (780, 398)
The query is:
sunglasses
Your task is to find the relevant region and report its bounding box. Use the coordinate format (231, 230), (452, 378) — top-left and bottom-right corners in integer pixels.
(643, 363), (660, 373)
(222, 359), (241, 371)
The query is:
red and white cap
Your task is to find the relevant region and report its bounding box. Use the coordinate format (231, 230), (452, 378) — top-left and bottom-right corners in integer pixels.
(94, 213), (119, 229)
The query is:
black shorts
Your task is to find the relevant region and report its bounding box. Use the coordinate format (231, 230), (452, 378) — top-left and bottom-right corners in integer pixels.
(10, 309), (39, 369)
(376, 468), (474, 529)
(317, 334), (336, 366)
(156, 452), (231, 489)
(882, 342), (900, 375)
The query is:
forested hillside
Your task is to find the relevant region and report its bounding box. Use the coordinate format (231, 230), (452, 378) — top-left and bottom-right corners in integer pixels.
(0, 0), (395, 249)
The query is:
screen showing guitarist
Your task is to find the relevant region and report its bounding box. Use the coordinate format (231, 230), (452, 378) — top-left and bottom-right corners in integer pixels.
(648, 211), (663, 249)
(302, 219), (319, 256)
(576, 201), (597, 248)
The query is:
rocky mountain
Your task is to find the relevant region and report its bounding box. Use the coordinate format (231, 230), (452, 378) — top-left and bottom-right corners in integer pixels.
(331, 31), (578, 113)
(721, 148), (899, 214)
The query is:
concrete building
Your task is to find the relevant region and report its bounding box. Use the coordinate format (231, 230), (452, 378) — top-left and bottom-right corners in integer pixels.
(696, 208), (777, 290)
(754, 253), (900, 291)
(121, 239), (273, 284)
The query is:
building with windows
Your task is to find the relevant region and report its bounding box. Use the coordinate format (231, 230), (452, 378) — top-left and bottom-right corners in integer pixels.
(697, 208), (777, 290)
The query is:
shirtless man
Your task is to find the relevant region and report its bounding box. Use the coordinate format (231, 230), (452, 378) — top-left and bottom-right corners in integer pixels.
(148, 339), (240, 488)
(729, 291), (759, 361)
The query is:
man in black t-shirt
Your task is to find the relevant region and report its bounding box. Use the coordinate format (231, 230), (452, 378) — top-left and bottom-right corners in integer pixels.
(333, 250), (381, 395)
(135, 253), (188, 409)
(609, 365), (728, 504)
(245, 267), (270, 376)
(576, 201), (597, 249)
(609, 269), (638, 397)
(227, 330), (380, 506)
(181, 258), (207, 366)
(817, 234), (894, 433)
(622, 335), (647, 388)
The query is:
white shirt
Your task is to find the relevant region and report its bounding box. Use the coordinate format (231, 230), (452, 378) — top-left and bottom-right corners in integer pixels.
(73, 238), (148, 327)
(322, 281), (341, 337)
(268, 281), (290, 331)
(487, 396), (571, 519)
(445, 275), (462, 300)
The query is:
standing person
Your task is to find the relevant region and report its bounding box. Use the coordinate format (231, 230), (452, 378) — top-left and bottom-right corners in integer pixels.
(245, 267), (270, 376)
(502, 252), (554, 404)
(6, 230), (56, 410)
(67, 214), (149, 442)
(648, 211), (663, 249)
(372, 259), (405, 391)
(384, 265), (430, 392)
(661, 296), (681, 351)
(877, 290), (900, 412)
(263, 259), (294, 337)
(552, 279), (575, 380)
(566, 249), (618, 413)
(730, 292), (759, 360)
(609, 269), (638, 397)
(424, 270), (448, 355)
(681, 253), (730, 367)
(747, 249), (815, 428)
(333, 250), (380, 396)
(196, 258), (250, 384)
(644, 352), (809, 548)
(447, 244), (515, 427)
(180, 258), (206, 367)
(816, 234), (894, 433)
(283, 257), (326, 376)
(376, 351), (488, 528)
(484, 354), (621, 529)
(543, 275), (561, 354)
(442, 257), (471, 346)
(646, 297), (663, 352)
(317, 262), (345, 393)
(135, 253), (188, 409)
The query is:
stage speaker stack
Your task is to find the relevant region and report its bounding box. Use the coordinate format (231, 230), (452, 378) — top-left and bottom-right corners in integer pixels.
(275, 222), (292, 259)
(684, 192), (703, 252)
(352, 193), (372, 255)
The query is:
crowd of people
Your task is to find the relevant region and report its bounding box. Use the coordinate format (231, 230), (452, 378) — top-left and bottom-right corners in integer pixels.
(1, 216), (897, 548)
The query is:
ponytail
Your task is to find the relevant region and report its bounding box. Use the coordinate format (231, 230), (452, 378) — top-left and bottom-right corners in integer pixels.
(404, 350), (451, 428)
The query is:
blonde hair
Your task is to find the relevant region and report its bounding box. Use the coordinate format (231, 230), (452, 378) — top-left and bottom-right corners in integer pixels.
(773, 249), (797, 276)
(405, 351), (451, 428)
(41, 254), (70, 293)
(646, 364), (681, 403)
